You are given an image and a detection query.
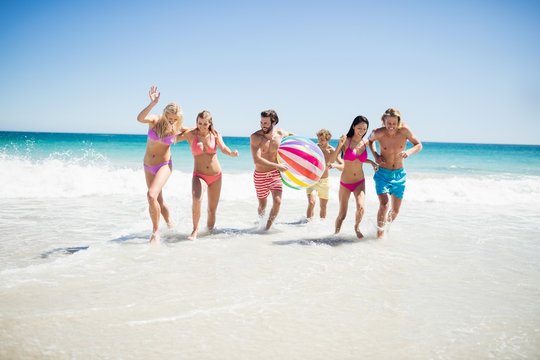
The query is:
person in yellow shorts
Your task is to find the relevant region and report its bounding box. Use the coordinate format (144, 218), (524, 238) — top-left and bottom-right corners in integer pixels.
(306, 129), (343, 220)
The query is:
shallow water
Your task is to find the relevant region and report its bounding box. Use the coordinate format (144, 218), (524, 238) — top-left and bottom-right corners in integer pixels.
(1, 132), (540, 358)
(1, 184), (539, 359)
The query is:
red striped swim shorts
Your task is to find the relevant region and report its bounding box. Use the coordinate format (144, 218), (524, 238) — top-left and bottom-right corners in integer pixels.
(253, 169), (283, 199)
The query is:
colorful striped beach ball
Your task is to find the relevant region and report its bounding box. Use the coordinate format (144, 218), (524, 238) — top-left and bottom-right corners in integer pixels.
(277, 136), (325, 189)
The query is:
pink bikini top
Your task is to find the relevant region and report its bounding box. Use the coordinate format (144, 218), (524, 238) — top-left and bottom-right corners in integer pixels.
(343, 139), (368, 162)
(148, 127), (175, 145)
(191, 133), (217, 156)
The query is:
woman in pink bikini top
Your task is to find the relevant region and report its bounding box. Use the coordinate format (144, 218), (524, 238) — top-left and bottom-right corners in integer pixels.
(137, 85), (186, 244)
(328, 115), (379, 239)
(342, 140), (369, 162)
(177, 110), (239, 240)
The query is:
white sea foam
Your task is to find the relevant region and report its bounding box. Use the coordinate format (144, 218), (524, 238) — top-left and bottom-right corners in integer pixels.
(406, 174), (540, 205)
(1, 157), (539, 205)
(0, 158), (142, 198)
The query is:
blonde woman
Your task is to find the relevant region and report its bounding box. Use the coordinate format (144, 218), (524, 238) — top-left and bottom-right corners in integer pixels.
(137, 85), (186, 243)
(178, 110), (239, 240)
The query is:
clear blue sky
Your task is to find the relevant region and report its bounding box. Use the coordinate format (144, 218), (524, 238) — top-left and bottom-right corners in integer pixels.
(1, 0), (539, 144)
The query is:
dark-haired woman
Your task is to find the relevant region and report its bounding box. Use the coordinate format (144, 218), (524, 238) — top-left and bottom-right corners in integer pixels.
(329, 116), (378, 238)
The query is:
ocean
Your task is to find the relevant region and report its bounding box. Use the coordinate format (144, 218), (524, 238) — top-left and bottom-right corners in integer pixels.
(1, 131), (539, 359)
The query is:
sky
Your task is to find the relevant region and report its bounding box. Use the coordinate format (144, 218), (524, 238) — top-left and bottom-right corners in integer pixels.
(0, 0), (539, 145)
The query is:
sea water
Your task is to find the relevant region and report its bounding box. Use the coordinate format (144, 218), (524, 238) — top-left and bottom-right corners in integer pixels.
(1, 131), (539, 359)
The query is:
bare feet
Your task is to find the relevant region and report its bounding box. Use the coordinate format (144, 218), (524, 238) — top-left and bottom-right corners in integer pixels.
(149, 232), (161, 244)
(187, 229), (198, 240)
(355, 228), (364, 239)
(377, 226), (385, 239)
(166, 221), (175, 229)
(385, 217), (393, 234)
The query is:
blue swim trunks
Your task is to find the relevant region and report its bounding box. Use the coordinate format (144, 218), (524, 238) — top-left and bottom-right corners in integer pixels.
(374, 167), (407, 199)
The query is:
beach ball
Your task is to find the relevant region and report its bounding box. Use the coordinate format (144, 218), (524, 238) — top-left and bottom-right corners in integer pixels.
(277, 136), (325, 190)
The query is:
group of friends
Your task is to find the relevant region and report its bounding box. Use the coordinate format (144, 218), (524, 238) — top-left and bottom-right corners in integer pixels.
(138, 86), (422, 243)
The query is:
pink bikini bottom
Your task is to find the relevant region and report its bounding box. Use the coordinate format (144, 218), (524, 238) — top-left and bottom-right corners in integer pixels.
(193, 171), (222, 186)
(340, 178), (365, 192)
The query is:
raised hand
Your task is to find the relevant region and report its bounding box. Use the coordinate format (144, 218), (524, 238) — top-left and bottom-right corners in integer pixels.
(338, 134), (347, 147)
(149, 85), (160, 104)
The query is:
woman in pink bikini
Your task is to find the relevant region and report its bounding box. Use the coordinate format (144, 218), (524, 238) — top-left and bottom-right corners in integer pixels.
(178, 110), (239, 240)
(137, 85), (186, 243)
(330, 115), (378, 239)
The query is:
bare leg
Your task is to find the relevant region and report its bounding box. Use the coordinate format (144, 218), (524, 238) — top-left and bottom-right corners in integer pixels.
(306, 192), (316, 220)
(376, 193), (390, 239)
(156, 191), (173, 228)
(145, 164), (172, 244)
(388, 195), (403, 223)
(257, 197), (267, 218)
(206, 177), (222, 233)
(265, 190), (282, 230)
(189, 176), (204, 240)
(319, 198), (328, 219)
(353, 183), (366, 239)
(335, 185), (351, 234)
(385, 195), (403, 235)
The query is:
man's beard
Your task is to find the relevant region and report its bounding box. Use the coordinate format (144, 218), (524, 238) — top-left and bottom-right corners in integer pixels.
(261, 125), (273, 134)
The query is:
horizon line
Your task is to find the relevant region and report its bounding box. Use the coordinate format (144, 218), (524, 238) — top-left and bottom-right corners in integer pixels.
(0, 129), (539, 147)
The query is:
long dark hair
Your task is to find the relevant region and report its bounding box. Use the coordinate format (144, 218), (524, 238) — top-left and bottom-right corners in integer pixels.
(346, 115), (369, 138)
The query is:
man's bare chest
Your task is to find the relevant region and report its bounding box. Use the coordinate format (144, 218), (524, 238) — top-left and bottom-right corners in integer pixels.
(260, 137), (281, 153)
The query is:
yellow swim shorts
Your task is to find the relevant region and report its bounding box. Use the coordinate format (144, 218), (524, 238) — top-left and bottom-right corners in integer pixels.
(306, 177), (329, 200)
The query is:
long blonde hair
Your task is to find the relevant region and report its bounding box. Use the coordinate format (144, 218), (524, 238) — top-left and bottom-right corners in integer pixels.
(154, 102), (183, 138)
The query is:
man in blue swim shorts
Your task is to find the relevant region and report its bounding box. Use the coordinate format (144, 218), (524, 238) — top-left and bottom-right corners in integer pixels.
(368, 108), (423, 238)
(374, 167), (407, 199)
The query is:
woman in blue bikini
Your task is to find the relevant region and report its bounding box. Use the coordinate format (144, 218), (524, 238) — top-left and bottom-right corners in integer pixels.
(330, 116), (378, 239)
(137, 85), (186, 243)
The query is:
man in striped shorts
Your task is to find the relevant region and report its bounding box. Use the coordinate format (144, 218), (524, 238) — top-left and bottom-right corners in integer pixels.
(250, 109), (292, 230)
